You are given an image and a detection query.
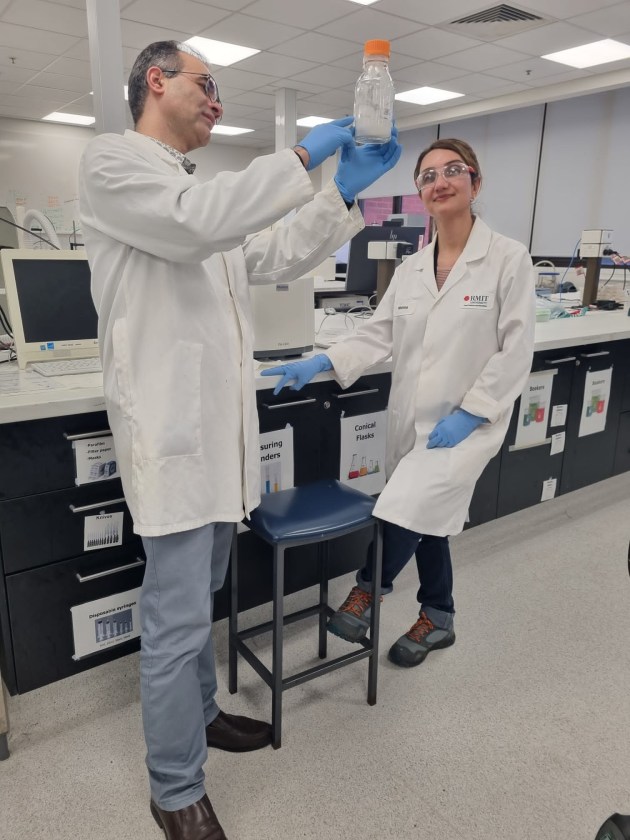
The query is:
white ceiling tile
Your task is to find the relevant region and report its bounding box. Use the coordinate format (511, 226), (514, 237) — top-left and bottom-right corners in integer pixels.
(475, 81), (530, 97)
(197, 14), (304, 50)
(23, 70), (91, 94)
(62, 38), (90, 61)
(213, 66), (276, 90)
(267, 78), (326, 94)
(440, 72), (519, 95)
(243, 0), (353, 31)
(218, 101), (266, 119)
(229, 91), (278, 109)
(302, 88), (355, 108)
(0, 46), (58, 72)
(317, 9), (423, 44)
(49, 0), (91, 9)
(373, 0), (502, 27)
(569, 5), (630, 38)
(271, 32), (359, 63)
(122, 0), (229, 34)
(288, 65), (358, 88)
(392, 27), (483, 61)
(330, 50), (420, 73)
(0, 22), (80, 54)
(482, 56), (583, 83)
(494, 21), (602, 56)
(0, 65), (36, 85)
(234, 53), (317, 78)
(46, 56), (91, 78)
(527, 68), (591, 85)
(190, 0), (255, 11)
(394, 61), (467, 87)
(3, 0), (88, 37)
(514, 0), (620, 16)
(439, 43), (531, 72)
(120, 19), (190, 50)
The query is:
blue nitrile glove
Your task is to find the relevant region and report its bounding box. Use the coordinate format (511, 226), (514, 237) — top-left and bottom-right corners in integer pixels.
(296, 117), (354, 171)
(334, 126), (403, 203)
(261, 354), (333, 396)
(426, 409), (486, 449)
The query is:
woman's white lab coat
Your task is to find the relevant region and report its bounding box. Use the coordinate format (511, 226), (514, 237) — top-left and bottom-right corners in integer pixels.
(79, 130), (363, 537)
(327, 217), (536, 537)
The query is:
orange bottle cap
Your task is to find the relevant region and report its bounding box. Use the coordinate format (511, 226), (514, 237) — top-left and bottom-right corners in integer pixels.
(364, 39), (390, 57)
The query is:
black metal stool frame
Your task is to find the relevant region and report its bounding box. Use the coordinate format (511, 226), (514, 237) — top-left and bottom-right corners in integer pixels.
(228, 518), (383, 749)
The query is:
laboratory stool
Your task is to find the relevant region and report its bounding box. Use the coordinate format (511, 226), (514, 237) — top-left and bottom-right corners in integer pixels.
(228, 479), (383, 749)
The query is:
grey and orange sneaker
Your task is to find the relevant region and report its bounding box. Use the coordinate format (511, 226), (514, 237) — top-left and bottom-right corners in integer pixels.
(327, 585), (381, 643)
(388, 612), (455, 667)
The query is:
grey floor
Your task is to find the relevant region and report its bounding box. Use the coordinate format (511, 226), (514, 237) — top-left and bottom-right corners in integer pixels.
(2, 474), (630, 840)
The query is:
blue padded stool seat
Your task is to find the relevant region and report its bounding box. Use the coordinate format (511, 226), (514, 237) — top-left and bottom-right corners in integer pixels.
(247, 479), (377, 544)
(229, 479), (383, 749)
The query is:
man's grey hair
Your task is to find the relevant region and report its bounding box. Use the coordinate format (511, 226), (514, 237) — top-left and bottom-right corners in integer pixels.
(127, 40), (209, 125)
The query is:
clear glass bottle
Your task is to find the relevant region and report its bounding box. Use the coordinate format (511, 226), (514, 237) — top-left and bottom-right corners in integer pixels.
(354, 39), (394, 146)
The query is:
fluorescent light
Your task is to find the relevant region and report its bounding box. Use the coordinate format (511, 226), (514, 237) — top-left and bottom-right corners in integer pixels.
(542, 39), (630, 69)
(42, 112), (95, 126)
(395, 87), (464, 105)
(297, 116), (333, 127)
(184, 37), (259, 67)
(212, 125), (254, 135)
(346, 0), (380, 4)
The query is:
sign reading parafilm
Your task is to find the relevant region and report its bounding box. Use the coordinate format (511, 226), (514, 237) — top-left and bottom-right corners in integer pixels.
(340, 410), (387, 495)
(73, 435), (119, 485)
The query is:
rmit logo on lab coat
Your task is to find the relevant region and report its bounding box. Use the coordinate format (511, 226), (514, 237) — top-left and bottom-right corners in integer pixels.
(461, 293), (494, 310)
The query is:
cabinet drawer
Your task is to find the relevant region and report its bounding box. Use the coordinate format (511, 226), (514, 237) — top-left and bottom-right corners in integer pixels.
(0, 412), (112, 499)
(613, 411), (630, 475)
(6, 546), (145, 693)
(0, 480), (139, 574)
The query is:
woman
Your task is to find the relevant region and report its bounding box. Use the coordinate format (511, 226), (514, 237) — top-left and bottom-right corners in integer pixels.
(262, 138), (536, 668)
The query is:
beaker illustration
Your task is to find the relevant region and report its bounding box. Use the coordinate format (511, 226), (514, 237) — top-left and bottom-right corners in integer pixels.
(348, 454), (359, 480)
(264, 464), (270, 494)
(373, 459), (380, 473)
(273, 464), (281, 493)
(523, 412), (530, 426)
(359, 456), (368, 476)
(368, 459), (374, 474)
(535, 406), (545, 423)
(528, 400), (538, 421)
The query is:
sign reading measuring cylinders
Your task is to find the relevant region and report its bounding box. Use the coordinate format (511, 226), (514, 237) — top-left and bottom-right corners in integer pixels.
(259, 425), (295, 494)
(340, 410), (387, 495)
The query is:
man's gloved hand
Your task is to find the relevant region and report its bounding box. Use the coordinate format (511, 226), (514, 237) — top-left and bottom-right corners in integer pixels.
(426, 409), (486, 449)
(296, 117), (354, 172)
(334, 126), (403, 203)
(261, 354), (333, 396)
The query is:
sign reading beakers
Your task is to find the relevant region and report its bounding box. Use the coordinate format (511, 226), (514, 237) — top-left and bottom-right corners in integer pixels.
(514, 370), (554, 449)
(259, 425), (294, 494)
(578, 368), (612, 437)
(340, 410), (387, 495)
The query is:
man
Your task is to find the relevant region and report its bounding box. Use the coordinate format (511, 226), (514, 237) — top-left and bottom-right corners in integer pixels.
(79, 40), (401, 840)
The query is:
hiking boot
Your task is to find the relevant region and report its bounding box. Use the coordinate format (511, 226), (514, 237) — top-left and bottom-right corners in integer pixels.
(388, 611), (455, 668)
(327, 585), (380, 643)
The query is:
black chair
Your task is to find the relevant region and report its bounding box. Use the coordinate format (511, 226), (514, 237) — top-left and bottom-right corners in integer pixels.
(228, 479), (383, 749)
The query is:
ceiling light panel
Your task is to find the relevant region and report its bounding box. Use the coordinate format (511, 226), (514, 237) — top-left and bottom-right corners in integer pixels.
(542, 38), (630, 68)
(42, 112), (95, 125)
(395, 87), (464, 105)
(184, 37), (260, 66)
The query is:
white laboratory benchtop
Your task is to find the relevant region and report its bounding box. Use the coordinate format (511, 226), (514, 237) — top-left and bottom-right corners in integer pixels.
(1, 308), (629, 424)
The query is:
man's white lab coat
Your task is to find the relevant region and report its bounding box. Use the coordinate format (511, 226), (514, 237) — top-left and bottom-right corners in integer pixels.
(327, 217), (536, 537)
(79, 130), (363, 536)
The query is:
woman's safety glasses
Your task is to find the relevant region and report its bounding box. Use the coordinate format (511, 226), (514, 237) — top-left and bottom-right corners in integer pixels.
(415, 161), (475, 191)
(162, 69), (221, 105)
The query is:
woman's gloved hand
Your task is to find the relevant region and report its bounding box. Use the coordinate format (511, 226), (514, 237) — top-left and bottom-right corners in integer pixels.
(334, 126), (402, 203)
(295, 117), (354, 171)
(261, 354), (333, 395)
(426, 409), (486, 449)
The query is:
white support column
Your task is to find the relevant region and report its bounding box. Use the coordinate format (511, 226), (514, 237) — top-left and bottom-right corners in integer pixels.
(275, 88), (297, 152)
(86, 0), (126, 136)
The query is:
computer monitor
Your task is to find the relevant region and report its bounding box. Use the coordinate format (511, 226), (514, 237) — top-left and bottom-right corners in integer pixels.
(0, 207), (19, 252)
(345, 225), (425, 294)
(1, 249), (99, 369)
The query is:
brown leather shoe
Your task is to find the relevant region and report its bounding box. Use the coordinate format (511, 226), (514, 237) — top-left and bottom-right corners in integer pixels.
(205, 709), (271, 752)
(150, 794), (227, 840)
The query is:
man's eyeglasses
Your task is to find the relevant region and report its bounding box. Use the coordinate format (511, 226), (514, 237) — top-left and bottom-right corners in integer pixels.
(416, 162), (475, 191)
(162, 69), (221, 106)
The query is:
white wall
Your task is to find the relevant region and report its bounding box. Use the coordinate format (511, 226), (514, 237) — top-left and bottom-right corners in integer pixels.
(0, 117), (260, 241)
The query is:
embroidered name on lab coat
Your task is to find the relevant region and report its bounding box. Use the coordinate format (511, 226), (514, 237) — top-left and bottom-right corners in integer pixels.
(460, 293), (494, 310)
(395, 300), (416, 315)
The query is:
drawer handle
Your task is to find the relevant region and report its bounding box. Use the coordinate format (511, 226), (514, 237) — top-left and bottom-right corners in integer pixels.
(332, 388), (380, 399)
(64, 430), (112, 441)
(544, 357), (576, 364)
(579, 351), (610, 358)
(76, 558), (145, 583)
(262, 398), (317, 409)
(69, 497), (126, 514)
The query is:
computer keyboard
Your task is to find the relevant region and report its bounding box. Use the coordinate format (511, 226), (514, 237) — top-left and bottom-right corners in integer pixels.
(30, 357), (103, 377)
